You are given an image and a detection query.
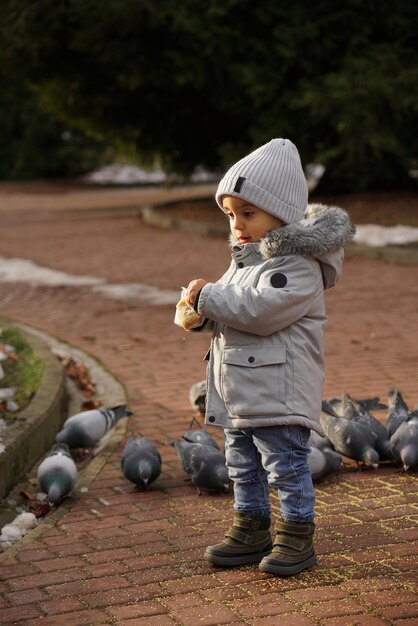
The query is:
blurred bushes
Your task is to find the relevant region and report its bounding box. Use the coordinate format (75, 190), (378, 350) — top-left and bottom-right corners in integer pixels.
(0, 0), (417, 191)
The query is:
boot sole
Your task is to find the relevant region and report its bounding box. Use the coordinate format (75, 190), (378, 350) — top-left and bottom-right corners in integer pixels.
(204, 545), (273, 568)
(259, 554), (317, 576)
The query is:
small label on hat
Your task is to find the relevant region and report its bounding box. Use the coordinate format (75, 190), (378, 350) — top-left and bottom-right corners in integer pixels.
(234, 176), (246, 192)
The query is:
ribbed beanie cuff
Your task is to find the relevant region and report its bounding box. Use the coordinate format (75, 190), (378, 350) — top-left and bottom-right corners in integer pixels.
(215, 138), (308, 224)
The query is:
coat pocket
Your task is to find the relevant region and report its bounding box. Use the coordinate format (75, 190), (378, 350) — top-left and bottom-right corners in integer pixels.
(221, 346), (287, 416)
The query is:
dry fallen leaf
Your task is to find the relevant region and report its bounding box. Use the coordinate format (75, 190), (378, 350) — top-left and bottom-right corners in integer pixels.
(81, 399), (102, 410)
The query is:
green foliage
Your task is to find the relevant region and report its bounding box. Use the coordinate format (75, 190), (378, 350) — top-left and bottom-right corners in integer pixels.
(0, 327), (44, 420)
(1, 0), (417, 190)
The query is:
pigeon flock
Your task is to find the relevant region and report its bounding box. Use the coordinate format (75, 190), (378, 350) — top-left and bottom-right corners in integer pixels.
(31, 383), (417, 509)
(320, 388), (418, 472)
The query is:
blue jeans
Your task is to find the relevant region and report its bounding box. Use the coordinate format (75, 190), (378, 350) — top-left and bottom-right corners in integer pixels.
(224, 425), (314, 523)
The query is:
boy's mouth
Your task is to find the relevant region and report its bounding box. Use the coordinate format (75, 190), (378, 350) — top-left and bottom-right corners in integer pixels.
(238, 236), (251, 244)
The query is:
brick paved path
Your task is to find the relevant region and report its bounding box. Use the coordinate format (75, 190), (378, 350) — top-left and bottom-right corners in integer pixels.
(0, 186), (417, 625)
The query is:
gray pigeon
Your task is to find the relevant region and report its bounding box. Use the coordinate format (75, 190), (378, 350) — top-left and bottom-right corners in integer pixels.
(37, 443), (78, 504)
(56, 404), (132, 448)
(171, 439), (229, 494)
(183, 417), (219, 449)
(324, 393), (386, 415)
(390, 413), (418, 471)
(320, 410), (380, 469)
(121, 435), (161, 489)
(325, 391), (392, 461)
(308, 446), (342, 481)
(189, 380), (207, 416)
(386, 388), (410, 438)
(308, 430), (335, 451)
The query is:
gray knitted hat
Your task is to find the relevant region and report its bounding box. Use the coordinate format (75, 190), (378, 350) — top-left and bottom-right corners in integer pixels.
(215, 138), (308, 224)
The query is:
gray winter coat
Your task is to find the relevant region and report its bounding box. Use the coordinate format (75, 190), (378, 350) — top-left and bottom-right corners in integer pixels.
(195, 203), (355, 436)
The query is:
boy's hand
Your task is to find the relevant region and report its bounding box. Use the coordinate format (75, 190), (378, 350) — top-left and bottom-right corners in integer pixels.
(185, 279), (207, 307)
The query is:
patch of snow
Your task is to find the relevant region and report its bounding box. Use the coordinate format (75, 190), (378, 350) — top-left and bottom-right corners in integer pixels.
(0, 512), (37, 548)
(354, 224), (418, 247)
(0, 257), (178, 305)
(0, 388), (16, 400)
(84, 163), (220, 186)
(0, 257), (104, 287)
(0, 418), (5, 454)
(94, 283), (178, 305)
(305, 163), (326, 181)
(85, 164), (168, 185)
(189, 166), (221, 183)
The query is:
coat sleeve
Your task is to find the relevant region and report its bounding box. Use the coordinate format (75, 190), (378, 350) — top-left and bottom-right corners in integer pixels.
(197, 255), (322, 336)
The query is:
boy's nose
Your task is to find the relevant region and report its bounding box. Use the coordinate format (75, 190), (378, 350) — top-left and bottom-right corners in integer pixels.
(232, 217), (244, 231)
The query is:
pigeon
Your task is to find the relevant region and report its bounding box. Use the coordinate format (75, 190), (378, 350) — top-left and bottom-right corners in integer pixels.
(325, 391), (392, 461)
(390, 413), (418, 471)
(56, 404), (132, 448)
(121, 435), (161, 489)
(308, 430), (335, 451)
(189, 380), (207, 416)
(308, 446), (342, 481)
(324, 393), (386, 415)
(386, 388), (410, 438)
(183, 417), (219, 449)
(171, 439), (229, 494)
(320, 410), (380, 469)
(37, 443), (78, 504)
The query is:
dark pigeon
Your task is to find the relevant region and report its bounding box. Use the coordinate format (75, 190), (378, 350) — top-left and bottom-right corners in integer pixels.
(308, 446), (342, 481)
(171, 439), (229, 494)
(308, 429), (335, 452)
(320, 410), (380, 469)
(183, 417), (219, 449)
(390, 412), (418, 471)
(325, 393), (386, 416)
(386, 388), (410, 438)
(121, 435), (162, 489)
(325, 391), (392, 461)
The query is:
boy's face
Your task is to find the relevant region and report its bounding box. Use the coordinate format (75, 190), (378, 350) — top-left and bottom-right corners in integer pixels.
(222, 195), (283, 244)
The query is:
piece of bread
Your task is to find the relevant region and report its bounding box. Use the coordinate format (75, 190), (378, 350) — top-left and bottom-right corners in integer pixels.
(174, 298), (203, 330)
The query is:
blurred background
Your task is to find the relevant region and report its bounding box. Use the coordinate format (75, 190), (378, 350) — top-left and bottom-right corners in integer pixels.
(1, 0), (417, 194)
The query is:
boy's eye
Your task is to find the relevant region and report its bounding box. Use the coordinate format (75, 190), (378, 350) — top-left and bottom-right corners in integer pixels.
(243, 211), (254, 218)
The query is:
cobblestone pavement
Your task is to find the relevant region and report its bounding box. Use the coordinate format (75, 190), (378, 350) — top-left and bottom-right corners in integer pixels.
(0, 185), (417, 625)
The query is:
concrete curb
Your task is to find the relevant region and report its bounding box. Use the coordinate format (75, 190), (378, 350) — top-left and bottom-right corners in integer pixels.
(142, 198), (418, 265)
(0, 318), (68, 499)
(0, 320), (130, 561)
(142, 197), (228, 237)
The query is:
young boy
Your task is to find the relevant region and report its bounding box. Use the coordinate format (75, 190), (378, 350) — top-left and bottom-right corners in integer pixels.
(184, 138), (355, 576)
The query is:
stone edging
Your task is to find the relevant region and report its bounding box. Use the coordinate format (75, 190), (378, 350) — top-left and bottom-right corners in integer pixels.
(142, 199), (418, 265)
(0, 319), (130, 561)
(0, 318), (68, 499)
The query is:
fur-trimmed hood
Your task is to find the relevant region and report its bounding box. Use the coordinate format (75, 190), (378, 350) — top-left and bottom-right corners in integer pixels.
(230, 203), (355, 289)
(259, 203), (355, 259)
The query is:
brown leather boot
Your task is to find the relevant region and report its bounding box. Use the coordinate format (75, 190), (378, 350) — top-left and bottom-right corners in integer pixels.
(204, 512), (272, 567)
(259, 519), (316, 576)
